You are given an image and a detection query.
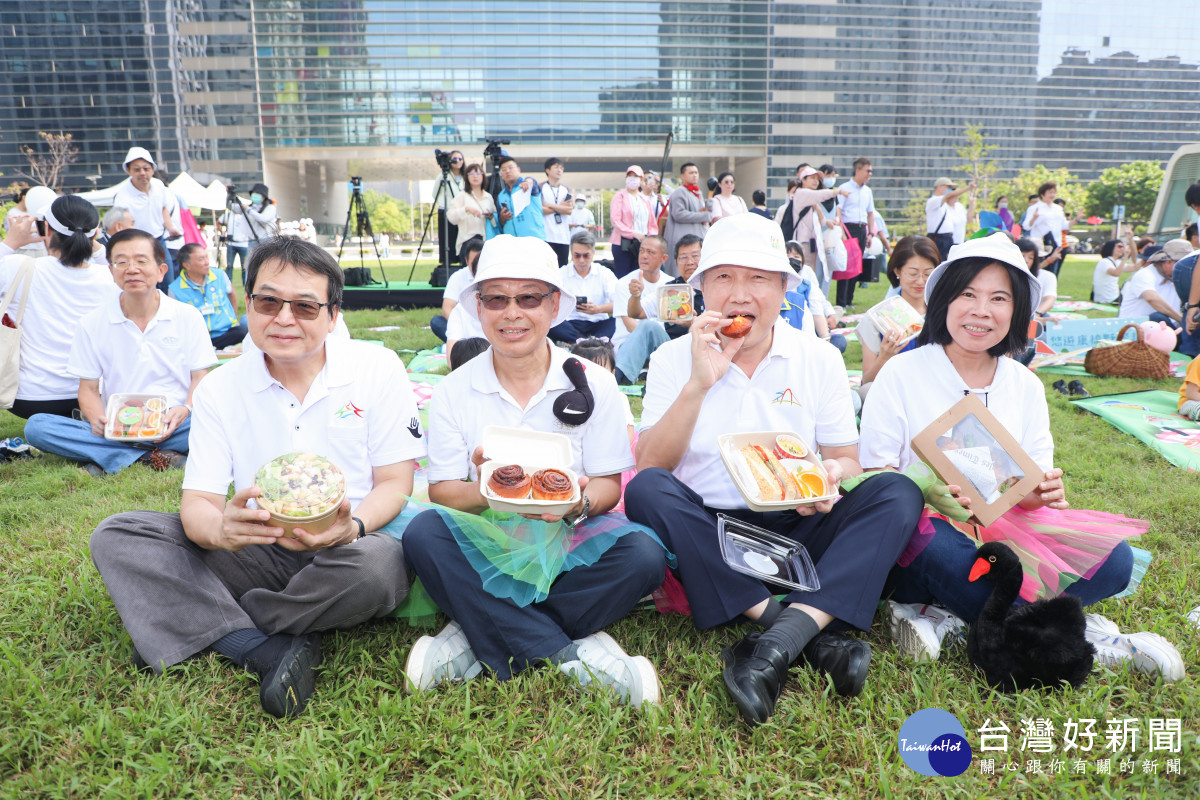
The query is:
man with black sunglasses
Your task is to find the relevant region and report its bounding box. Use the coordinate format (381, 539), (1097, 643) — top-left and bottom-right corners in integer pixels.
(90, 237), (425, 719)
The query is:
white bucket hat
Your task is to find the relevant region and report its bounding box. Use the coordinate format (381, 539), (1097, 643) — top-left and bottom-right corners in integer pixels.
(925, 232), (1043, 312)
(689, 213), (801, 290)
(460, 234), (575, 326)
(122, 146), (156, 169)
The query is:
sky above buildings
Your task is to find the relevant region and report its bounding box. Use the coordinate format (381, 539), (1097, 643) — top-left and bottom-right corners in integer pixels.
(1039, 0), (1200, 77)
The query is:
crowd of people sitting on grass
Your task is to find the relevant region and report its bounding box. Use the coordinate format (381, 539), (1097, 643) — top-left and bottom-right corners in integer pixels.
(3, 151), (1200, 724)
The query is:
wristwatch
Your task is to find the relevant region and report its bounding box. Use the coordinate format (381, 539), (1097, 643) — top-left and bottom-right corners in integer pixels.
(352, 516), (366, 539)
(564, 494), (590, 529)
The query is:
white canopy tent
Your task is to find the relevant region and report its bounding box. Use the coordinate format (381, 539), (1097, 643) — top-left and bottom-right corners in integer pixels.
(72, 173), (230, 211)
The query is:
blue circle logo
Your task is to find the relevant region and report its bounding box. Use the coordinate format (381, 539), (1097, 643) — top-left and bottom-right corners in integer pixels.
(898, 708), (972, 776)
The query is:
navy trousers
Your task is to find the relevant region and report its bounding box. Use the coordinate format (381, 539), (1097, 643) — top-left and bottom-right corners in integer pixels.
(549, 317), (616, 344)
(402, 509), (667, 680)
(624, 468), (923, 631)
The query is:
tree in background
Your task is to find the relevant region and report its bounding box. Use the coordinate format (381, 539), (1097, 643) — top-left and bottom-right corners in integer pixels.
(990, 165), (1087, 228)
(953, 123), (1000, 234)
(17, 132), (78, 191)
(1085, 161), (1163, 224)
(361, 189), (413, 238)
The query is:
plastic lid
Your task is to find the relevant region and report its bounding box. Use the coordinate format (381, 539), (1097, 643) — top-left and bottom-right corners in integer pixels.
(254, 452), (346, 518)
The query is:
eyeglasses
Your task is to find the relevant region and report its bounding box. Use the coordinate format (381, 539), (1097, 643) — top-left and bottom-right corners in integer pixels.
(248, 293), (333, 320)
(450, 157), (463, 163)
(111, 256), (157, 270)
(478, 291), (554, 310)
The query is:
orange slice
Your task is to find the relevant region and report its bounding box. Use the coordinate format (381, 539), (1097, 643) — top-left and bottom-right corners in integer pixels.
(797, 471), (826, 499)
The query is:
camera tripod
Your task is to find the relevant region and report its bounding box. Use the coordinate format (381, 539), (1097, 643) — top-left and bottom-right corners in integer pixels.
(336, 177), (387, 287)
(221, 187), (262, 281)
(408, 154), (458, 287)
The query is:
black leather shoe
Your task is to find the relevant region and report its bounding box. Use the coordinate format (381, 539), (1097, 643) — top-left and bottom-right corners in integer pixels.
(800, 631), (871, 698)
(1067, 380), (1090, 398)
(720, 632), (791, 726)
(257, 633), (323, 719)
(1051, 379), (1069, 396)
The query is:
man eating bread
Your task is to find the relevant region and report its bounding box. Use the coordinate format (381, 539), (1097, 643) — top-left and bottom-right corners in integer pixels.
(624, 213), (924, 726)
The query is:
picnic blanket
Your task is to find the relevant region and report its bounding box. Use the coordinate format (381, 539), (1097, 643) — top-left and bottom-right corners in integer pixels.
(1032, 350), (1192, 378)
(1050, 301), (1117, 314)
(1071, 390), (1200, 471)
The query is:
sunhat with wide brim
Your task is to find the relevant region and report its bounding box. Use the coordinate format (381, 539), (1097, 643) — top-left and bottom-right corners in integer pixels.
(459, 234), (576, 326)
(924, 232), (1042, 312)
(688, 213), (802, 291)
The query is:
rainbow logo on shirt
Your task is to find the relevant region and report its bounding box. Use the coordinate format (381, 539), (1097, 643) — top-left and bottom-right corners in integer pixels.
(335, 401), (364, 419)
(772, 388), (802, 407)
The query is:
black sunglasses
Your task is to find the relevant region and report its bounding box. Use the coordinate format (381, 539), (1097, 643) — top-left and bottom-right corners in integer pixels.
(478, 291), (554, 311)
(249, 293), (333, 320)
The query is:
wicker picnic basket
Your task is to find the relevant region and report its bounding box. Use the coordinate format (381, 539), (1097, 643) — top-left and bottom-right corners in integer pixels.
(1083, 324), (1169, 379)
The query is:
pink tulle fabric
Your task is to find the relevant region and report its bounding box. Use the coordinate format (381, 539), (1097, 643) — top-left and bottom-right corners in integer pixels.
(902, 506), (1148, 604)
(651, 567), (693, 615)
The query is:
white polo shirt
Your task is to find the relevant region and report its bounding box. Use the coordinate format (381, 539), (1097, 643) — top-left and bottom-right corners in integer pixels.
(858, 344), (1053, 473)
(926, 194), (952, 234)
(426, 343), (633, 483)
(640, 320), (858, 508)
(183, 337), (425, 509)
(67, 292), (216, 408)
(541, 182), (572, 245)
(836, 180), (875, 225)
(1118, 265), (1180, 319)
(446, 304), (486, 341)
(1027, 200), (1066, 246)
(112, 177), (174, 238)
(559, 262), (618, 323)
(612, 269), (672, 352)
(1092, 257), (1121, 304)
(442, 266), (474, 305)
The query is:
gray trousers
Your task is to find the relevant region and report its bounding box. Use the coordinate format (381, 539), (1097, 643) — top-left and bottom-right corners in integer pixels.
(90, 511), (409, 673)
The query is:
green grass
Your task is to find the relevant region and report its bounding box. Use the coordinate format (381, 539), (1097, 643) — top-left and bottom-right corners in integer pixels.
(1, 256), (1197, 797)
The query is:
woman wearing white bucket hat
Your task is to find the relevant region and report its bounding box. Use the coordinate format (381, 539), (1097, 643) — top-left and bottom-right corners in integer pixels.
(625, 214), (926, 725)
(401, 234), (671, 707)
(859, 233), (1182, 680)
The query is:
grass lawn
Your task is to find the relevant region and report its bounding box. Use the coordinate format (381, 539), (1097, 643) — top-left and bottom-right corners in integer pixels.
(1, 256), (1197, 797)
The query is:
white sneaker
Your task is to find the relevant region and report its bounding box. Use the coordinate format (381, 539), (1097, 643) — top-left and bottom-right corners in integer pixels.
(1085, 616), (1185, 682)
(886, 602), (966, 662)
(404, 621), (483, 691)
(1188, 606), (1200, 630)
(559, 630), (660, 707)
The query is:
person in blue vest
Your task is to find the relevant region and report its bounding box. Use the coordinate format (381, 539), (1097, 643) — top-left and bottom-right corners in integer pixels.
(485, 157), (545, 240)
(168, 242), (248, 349)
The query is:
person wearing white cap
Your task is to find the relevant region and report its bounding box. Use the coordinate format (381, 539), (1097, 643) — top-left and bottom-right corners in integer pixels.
(925, 177), (975, 260)
(858, 234), (1182, 681)
(112, 146), (182, 283)
(0, 194), (117, 419)
(609, 164), (657, 279)
(1117, 239), (1189, 329)
(401, 234), (670, 707)
(0, 186), (57, 257)
(567, 193), (596, 234)
(624, 213), (925, 725)
(777, 166), (848, 277)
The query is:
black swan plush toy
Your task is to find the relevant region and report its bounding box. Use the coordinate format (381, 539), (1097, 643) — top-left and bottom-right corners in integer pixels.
(552, 358), (594, 426)
(966, 541), (1094, 691)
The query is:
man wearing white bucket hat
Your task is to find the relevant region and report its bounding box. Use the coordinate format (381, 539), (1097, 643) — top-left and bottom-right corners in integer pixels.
(402, 234), (670, 707)
(112, 146), (182, 286)
(625, 213), (924, 725)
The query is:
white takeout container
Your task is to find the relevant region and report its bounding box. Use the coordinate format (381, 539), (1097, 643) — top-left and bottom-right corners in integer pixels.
(104, 393), (169, 441)
(865, 295), (924, 347)
(717, 431), (837, 512)
(717, 514), (820, 591)
(479, 425), (581, 516)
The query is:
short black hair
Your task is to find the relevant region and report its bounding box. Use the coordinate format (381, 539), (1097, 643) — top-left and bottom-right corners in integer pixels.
(1015, 237), (1042, 275)
(1185, 181), (1200, 210)
(245, 236), (343, 311)
(818, 164), (836, 175)
(106, 227), (165, 265)
(794, 162), (810, 175)
(680, 162), (698, 173)
(752, 189), (766, 205)
(449, 337), (490, 371)
(498, 156), (516, 169)
(1099, 239), (1121, 259)
(886, 235), (941, 288)
(1037, 181), (1056, 198)
(916, 257), (1032, 357)
(674, 233), (703, 259)
(570, 337), (616, 371)
(177, 242), (205, 267)
(852, 157), (872, 171)
(1185, 222), (1198, 240)
(459, 234), (484, 269)
(543, 157), (563, 172)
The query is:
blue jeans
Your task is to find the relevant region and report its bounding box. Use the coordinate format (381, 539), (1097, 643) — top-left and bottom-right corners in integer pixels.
(883, 516), (1134, 623)
(549, 317), (616, 344)
(1172, 256), (1198, 356)
(156, 238), (178, 293)
(615, 319), (669, 383)
(226, 244), (249, 285)
(24, 414), (192, 474)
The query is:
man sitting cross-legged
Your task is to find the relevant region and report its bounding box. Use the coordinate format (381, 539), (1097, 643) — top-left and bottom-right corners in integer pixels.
(624, 214), (923, 725)
(401, 234), (669, 707)
(24, 228), (214, 475)
(89, 237), (425, 718)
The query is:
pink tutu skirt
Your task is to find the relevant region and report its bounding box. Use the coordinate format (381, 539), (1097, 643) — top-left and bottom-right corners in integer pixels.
(899, 506), (1148, 603)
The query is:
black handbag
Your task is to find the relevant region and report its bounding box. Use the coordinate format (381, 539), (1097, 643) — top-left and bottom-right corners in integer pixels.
(343, 267), (375, 286)
(620, 237), (640, 260)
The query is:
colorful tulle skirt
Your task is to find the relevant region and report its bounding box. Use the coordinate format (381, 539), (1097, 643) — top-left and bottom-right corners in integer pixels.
(900, 506), (1149, 604)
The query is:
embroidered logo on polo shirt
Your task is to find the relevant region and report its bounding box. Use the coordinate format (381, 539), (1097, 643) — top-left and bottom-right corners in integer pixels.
(161, 335), (181, 347)
(772, 388), (802, 407)
(335, 401), (364, 419)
